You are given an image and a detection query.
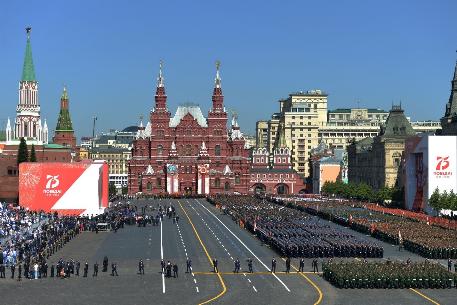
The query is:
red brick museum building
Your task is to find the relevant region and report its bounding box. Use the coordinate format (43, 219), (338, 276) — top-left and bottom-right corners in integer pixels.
(128, 62), (306, 196)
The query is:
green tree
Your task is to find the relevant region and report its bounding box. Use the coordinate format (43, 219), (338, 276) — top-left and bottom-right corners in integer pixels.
(17, 137), (29, 165)
(440, 190), (449, 210)
(391, 187), (404, 203)
(343, 182), (357, 199)
(355, 183), (373, 201)
(376, 187), (393, 203)
(428, 187), (441, 210)
(29, 144), (37, 162)
(321, 181), (332, 195)
(109, 182), (117, 197)
(447, 190), (457, 211)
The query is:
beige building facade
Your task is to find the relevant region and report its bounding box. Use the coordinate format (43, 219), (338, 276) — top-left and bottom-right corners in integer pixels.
(347, 106), (415, 190)
(257, 92), (441, 178)
(91, 147), (131, 189)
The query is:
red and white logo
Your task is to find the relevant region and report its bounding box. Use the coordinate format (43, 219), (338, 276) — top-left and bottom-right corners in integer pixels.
(45, 175), (60, 189)
(434, 156), (452, 178)
(436, 156), (449, 171)
(198, 164), (209, 174)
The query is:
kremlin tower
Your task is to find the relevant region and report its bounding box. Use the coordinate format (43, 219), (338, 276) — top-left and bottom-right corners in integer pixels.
(5, 27), (48, 145)
(52, 86), (77, 149)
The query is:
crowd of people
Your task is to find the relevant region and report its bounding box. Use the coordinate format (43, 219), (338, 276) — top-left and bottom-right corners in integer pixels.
(323, 260), (457, 289)
(0, 209), (83, 281)
(208, 195), (383, 258)
(0, 202), (46, 240)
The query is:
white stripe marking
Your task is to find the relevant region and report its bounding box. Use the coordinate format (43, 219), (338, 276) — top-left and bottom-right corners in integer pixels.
(195, 199), (291, 292)
(253, 286), (257, 292)
(160, 218), (165, 294)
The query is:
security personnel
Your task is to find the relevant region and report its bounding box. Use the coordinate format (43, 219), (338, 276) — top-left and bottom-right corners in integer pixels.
(166, 261), (172, 277)
(285, 257), (291, 273)
(10, 263), (15, 279)
(50, 264), (55, 277)
(139, 260), (145, 275)
(0, 264), (5, 278)
(299, 258), (305, 272)
(234, 259), (240, 273)
(18, 263), (22, 281)
(248, 258), (253, 273)
(271, 258), (276, 273)
(83, 262), (89, 277)
(112, 262), (118, 276)
(213, 259), (218, 273)
(173, 264), (178, 278)
(75, 261), (80, 276)
(93, 262), (99, 277)
(186, 259), (192, 273)
(312, 259), (319, 273)
(161, 260), (165, 274)
(103, 256), (109, 272)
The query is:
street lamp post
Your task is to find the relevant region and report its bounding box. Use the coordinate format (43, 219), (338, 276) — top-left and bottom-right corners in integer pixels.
(91, 116), (97, 159)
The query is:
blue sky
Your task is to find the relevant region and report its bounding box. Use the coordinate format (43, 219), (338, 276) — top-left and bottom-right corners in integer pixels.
(1, 0), (456, 138)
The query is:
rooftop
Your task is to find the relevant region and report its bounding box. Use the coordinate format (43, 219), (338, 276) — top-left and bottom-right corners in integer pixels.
(289, 89), (328, 97)
(122, 126), (139, 133)
(328, 108), (388, 114)
(44, 143), (67, 149)
(169, 104), (208, 128)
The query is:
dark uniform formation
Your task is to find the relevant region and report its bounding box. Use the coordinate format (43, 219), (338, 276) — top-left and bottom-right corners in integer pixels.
(284, 199), (457, 259)
(323, 260), (457, 289)
(209, 195), (382, 258)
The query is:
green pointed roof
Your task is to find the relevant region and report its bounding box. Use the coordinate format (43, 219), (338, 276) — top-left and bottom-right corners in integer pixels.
(380, 105), (415, 138)
(56, 109), (74, 131)
(56, 87), (74, 131)
(21, 28), (36, 82)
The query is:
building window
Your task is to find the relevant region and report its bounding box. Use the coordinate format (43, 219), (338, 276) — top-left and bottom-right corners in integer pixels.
(146, 182), (152, 191)
(215, 145), (221, 156)
(157, 130), (164, 138)
(224, 182), (230, 191)
(186, 144), (192, 156)
(215, 178), (221, 187)
(156, 178), (162, 187)
(157, 145), (163, 155)
(235, 175), (241, 184)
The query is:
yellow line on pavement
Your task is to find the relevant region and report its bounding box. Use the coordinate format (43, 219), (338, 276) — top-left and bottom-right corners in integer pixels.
(409, 288), (440, 305)
(282, 258), (323, 305)
(179, 200), (227, 305)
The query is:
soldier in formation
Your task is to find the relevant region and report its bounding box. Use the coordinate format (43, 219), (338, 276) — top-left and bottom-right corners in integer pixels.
(139, 260), (144, 275)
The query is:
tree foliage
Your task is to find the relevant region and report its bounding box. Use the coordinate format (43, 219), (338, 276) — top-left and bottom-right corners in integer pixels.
(29, 144), (37, 162)
(17, 137), (29, 165)
(321, 180), (402, 204)
(429, 187), (457, 211)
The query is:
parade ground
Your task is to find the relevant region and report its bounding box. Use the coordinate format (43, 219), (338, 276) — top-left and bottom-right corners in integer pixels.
(0, 198), (455, 305)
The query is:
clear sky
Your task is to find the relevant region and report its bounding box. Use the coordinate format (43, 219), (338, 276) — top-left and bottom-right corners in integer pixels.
(1, 0), (456, 138)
